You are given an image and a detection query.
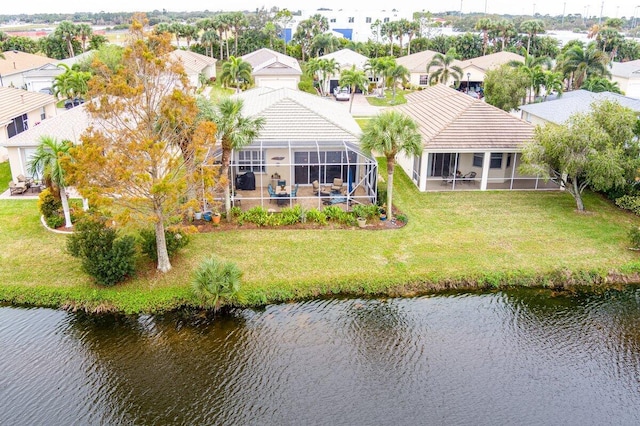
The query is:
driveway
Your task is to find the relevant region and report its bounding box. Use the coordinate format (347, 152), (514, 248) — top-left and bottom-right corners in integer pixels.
(333, 93), (383, 117)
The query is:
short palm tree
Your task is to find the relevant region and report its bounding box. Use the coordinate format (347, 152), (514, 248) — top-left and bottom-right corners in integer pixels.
(28, 136), (73, 228)
(191, 256), (242, 311)
(197, 97), (265, 219)
(360, 111), (422, 220)
(339, 65), (369, 113)
(220, 56), (253, 93)
(426, 49), (463, 87)
(386, 63), (409, 102)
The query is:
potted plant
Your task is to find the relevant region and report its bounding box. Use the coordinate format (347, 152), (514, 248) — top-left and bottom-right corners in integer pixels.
(379, 205), (387, 221)
(357, 216), (367, 228)
(194, 211), (203, 220)
(212, 209), (221, 224)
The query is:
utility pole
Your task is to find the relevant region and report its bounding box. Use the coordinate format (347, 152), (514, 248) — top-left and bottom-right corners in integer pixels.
(460, 0), (463, 19)
(599, 1), (604, 25)
(562, 2), (567, 25)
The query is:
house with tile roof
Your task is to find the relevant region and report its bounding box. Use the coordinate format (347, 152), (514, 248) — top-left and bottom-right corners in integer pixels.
(0, 86), (58, 164)
(609, 60), (640, 99)
(518, 90), (640, 126)
(458, 51), (524, 93)
(393, 84), (558, 191)
(0, 50), (56, 89)
(319, 49), (371, 94)
(215, 87), (377, 208)
(241, 48), (302, 90)
(396, 50), (454, 88)
(168, 50), (217, 89)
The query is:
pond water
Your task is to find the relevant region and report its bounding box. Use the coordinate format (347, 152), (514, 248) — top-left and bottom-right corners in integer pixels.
(2, 287), (640, 425)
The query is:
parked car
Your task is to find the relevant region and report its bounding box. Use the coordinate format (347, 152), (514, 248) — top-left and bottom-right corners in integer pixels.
(39, 87), (53, 95)
(64, 97), (85, 109)
(333, 87), (350, 101)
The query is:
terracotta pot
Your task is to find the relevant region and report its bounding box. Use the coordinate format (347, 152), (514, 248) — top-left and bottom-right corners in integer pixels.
(212, 214), (221, 224)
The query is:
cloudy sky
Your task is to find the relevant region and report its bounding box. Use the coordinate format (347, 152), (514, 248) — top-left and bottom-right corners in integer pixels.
(3, 0), (638, 20)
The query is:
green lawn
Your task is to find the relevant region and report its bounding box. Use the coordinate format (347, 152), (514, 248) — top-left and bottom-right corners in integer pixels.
(0, 161), (11, 191)
(1, 162), (640, 313)
(366, 89), (410, 106)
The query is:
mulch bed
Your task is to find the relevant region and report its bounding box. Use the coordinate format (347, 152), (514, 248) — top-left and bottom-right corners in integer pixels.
(192, 217), (405, 232)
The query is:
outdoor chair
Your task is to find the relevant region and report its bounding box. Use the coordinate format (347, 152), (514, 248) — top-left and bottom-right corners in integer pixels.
(267, 183), (277, 203)
(9, 181), (28, 195)
(463, 171), (477, 184)
(16, 174), (34, 188)
(331, 178), (344, 192)
(312, 180), (331, 196)
(290, 184), (299, 198)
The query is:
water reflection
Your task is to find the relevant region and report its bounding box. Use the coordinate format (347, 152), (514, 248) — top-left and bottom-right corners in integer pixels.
(2, 288), (640, 425)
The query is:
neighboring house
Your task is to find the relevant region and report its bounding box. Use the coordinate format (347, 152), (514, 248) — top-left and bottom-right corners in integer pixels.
(22, 63), (63, 93)
(0, 50), (56, 89)
(518, 90), (640, 126)
(396, 49), (462, 88)
(610, 60), (640, 99)
(218, 87), (377, 208)
(241, 48), (302, 90)
(394, 84), (557, 191)
(169, 49), (217, 89)
(319, 48), (371, 94)
(0, 87), (62, 171)
(458, 51), (524, 93)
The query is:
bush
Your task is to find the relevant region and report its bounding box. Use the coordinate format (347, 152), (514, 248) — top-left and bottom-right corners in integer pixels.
(322, 205), (343, 221)
(139, 227), (190, 262)
(616, 195), (640, 215)
(376, 186), (387, 206)
(353, 204), (379, 220)
(38, 188), (61, 218)
(191, 256), (242, 310)
(67, 217), (136, 286)
(298, 79), (316, 94)
(630, 227), (640, 249)
(45, 215), (64, 229)
(239, 206), (269, 226)
(305, 208), (327, 224)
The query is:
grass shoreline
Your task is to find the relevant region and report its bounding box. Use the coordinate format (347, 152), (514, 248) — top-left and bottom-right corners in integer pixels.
(2, 161), (640, 314)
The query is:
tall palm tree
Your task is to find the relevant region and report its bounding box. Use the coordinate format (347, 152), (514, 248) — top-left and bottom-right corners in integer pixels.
(405, 20), (420, 55)
(212, 15), (228, 60)
(220, 56), (253, 92)
(28, 136), (73, 228)
(558, 44), (610, 90)
(339, 65), (368, 113)
(426, 49), (463, 86)
(386, 63), (409, 102)
(197, 98), (265, 219)
(229, 11), (247, 56)
(475, 18), (493, 55)
(318, 58), (339, 96)
(55, 21), (78, 58)
(200, 30), (218, 58)
(360, 111), (422, 220)
(509, 50), (552, 103)
(519, 19), (545, 55)
(77, 23), (92, 52)
(52, 63), (90, 100)
(495, 19), (515, 51)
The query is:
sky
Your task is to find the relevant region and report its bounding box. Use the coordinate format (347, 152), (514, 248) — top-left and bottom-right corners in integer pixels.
(3, 0), (639, 20)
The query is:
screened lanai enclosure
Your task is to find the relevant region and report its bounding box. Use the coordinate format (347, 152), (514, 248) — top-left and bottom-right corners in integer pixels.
(207, 140), (378, 211)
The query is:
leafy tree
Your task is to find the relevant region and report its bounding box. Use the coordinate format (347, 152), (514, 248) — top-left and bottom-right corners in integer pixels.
(197, 97), (264, 219)
(360, 111), (422, 220)
(70, 14), (218, 273)
(339, 65), (368, 113)
(220, 56), (253, 92)
(28, 136), (73, 228)
(427, 48), (463, 87)
(88, 34), (108, 51)
(274, 8), (293, 54)
(557, 43), (610, 90)
(55, 21), (78, 58)
(520, 100), (640, 212)
(484, 64), (529, 111)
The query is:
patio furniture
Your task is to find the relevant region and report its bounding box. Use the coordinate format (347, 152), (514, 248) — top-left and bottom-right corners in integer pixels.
(290, 184), (299, 198)
(268, 183), (277, 203)
(17, 174), (34, 187)
(312, 180), (331, 196)
(9, 181), (28, 195)
(463, 171), (476, 184)
(331, 178), (344, 192)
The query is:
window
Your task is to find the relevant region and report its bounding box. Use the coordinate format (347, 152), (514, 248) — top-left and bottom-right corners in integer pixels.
(330, 18), (336, 23)
(366, 17), (372, 23)
(412, 154), (422, 183)
(506, 153), (512, 168)
(473, 153), (483, 167)
(237, 150), (264, 173)
(383, 17), (390, 23)
(40, 107), (46, 121)
(419, 75), (429, 85)
(7, 114), (28, 138)
(348, 17), (355, 23)
(490, 153), (503, 169)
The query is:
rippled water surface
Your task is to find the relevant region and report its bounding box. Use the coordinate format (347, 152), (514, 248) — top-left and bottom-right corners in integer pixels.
(2, 287), (640, 425)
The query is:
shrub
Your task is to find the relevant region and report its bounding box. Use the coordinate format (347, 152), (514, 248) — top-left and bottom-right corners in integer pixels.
(353, 204), (379, 219)
(45, 215), (64, 229)
(67, 217), (136, 286)
(191, 256), (242, 310)
(376, 187), (387, 206)
(139, 227), (190, 262)
(615, 195), (640, 215)
(240, 206), (269, 226)
(38, 188), (61, 218)
(278, 205), (302, 225)
(298, 79), (315, 94)
(629, 227), (640, 249)
(305, 208), (327, 224)
(323, 205), (343, 221)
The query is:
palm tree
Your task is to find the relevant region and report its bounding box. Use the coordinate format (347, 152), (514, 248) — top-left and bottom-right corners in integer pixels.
(220, 56), (253, 92)
(558, 44), (610, 90)
(542, 71), (564, 100)
(405, 20), (420, 56)
(311, 33), (340, 57)
(581, 76), (622, 93)
(386, 63), (409, 102)
(495, 19), (515, 51)
(197, 97), (265, 218)
(519, 19), (545, 55)
(212, 15), (228, 60)
(200, 30), (218, 58)
(475, 18), (493, 55)
(52, 64), (90, 101)
(318, 58), (339, 96)
(55, 21), (78, 58)
(426, 49), (463, 86)
(339, 65), (368, 113)
(360, 111), (422, 221)
(509, 50), (552, 103)
(229, 11), (247, 56)
(28, 136), (73, 228)
(77, 23), (92, 52)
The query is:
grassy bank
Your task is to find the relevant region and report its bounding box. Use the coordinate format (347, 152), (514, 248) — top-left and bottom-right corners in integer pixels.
(2, 165), (640, 313)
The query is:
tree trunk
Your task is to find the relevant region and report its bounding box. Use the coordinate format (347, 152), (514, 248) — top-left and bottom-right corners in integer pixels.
(219, 33), (224, 60)
(386, 158), (395, 220)
(349, 92), (354, 113)
(59, 186), (72, 228)
(219, 148), (232, 220)
(155, 213), (172, 272)
(573, 178), (585, 211)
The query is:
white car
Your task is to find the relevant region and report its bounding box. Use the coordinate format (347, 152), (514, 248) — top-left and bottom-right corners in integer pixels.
(334, 87), (350, 101)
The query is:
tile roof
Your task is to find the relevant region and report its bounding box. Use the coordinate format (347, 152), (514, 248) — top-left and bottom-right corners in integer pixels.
(234, 87), (360, 141)
(1, 103), (88, 148)
(169, 50), (217, 75)
(458, 51), (524, 71)
(610, 60), (640, 78)
(0, 50), (55, 76)
(518, 90), (640, 124)
(241, 48), (302, 76)
(396, 50), (461, 73)
(0, 87), (56, 125)
(393, 84), (534, 150)
(319, 49), (370, 70)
